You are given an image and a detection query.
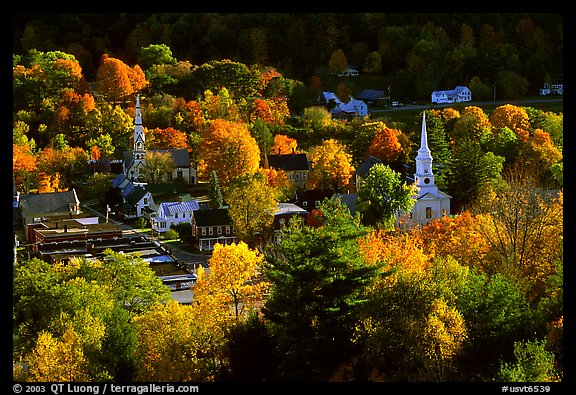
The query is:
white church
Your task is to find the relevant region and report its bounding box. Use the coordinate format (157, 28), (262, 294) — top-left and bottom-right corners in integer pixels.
(399, 112), (451, 226)
(123, 96), (197, 184)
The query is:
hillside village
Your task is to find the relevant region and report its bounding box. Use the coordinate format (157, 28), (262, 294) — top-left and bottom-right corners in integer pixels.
(12, 13), (563, 384)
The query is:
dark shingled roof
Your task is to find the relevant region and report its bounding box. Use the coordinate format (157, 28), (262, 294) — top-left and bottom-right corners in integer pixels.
(266, 153), (310, 171)
(355, 156), (383, 177)
(193, 208), (233, 227)
(19, 190), (79, 215)
(356, 89), (387, 101)
(123, 148), (191, 170)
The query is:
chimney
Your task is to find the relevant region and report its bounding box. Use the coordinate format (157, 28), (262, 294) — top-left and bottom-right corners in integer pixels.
(63, 224), (68, 233)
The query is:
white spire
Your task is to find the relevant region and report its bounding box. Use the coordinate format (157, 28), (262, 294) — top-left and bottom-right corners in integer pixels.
(135, 95), (142, 126)
(133, 95), (145, 152)
(417, 111), (431, 158)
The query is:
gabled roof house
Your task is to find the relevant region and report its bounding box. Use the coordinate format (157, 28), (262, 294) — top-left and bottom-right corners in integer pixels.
(431, 86), (471, 104)
(151, 200), (200, 233)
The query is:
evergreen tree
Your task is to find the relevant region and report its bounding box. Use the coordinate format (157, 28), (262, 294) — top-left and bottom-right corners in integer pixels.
(207, 170), (223, 209)
(262, 197), (385, 380)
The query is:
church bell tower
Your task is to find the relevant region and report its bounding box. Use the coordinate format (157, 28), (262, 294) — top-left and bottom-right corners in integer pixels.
(414, 111), (438, 195)
(131, 95), (146, 180)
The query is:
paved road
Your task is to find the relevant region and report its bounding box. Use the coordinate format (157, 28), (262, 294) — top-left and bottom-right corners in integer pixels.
(370, 97), (563, 113)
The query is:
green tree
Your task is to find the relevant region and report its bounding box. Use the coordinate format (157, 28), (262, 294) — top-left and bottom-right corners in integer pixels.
(263, 197), (384, 380)
(496, 339), (558, 382)
(446, 138), (503, 212)
(207, 170), (224, 209)
(356, 163), (417, 230)
(138, 44), (177, 69)
(226, 175), (278, 247)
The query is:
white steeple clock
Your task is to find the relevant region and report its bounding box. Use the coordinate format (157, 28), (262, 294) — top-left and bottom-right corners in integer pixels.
(414, 111), (439, 195)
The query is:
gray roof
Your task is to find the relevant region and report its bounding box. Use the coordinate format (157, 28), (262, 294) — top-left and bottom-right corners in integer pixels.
(356, 156), (383, 178)
(125, 185), (148, 205)
(123, 148), (191, 170)
(19, 189), (79, 215)
(356, 89), (386, 101)
(159, 201), (200, 215)
(111, 173), (128, 187)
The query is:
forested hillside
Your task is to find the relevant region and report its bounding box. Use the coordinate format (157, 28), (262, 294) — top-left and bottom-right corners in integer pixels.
(13, 13), (563, 98)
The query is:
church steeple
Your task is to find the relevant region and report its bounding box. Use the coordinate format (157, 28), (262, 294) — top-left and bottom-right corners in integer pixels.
(414, 111), (437, 193)
(133, 95), (145, 154)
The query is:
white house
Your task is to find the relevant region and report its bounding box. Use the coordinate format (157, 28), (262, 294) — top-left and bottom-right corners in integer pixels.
(150, 200), (200, 233)
(322, 91), (368, 117)
(118, 180), (155, 219)
(431, 86), (471, 104)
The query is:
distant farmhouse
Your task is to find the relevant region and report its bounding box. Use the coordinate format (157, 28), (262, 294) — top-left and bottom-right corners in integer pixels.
(123, 96), (197, 184)
(539, 82), (563, 95)
(431, 86), (471, 104)
(322, 91), (368, 117)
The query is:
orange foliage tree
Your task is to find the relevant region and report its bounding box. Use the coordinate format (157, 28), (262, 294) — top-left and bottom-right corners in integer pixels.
(198, 119), (260, 188)
(270, 133), (298, 155)
(13, 143), (37, 193)
(366, 123), (404, 164)
(145, 127), (189, 150)
(96, 54), (149, 102)
(490, 104), (531, 142)
(418, 211), (490, 270)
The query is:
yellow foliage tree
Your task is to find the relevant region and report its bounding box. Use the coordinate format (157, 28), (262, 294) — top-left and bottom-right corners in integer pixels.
(132, 300), (222, 382)
(422, 299), (468, 381)
(18, 328), (91, 382)
(308, 138), (355, 192)
(194, 242), (270, 319)
(489, 104), (531, 142)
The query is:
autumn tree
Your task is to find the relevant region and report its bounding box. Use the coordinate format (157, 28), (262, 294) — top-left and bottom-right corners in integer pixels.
(308, 138), (355, 192)
(141, 151), (173, 184)
(263, 197), (383, 380)
(450, 105), (492, 143)
(145, 127), (189, 150)
(328, 48), (349, 74)
(472, 166), (563, 301)
(356, 163), (417, 230)
(490, 104), (531, 142)
(96, 54), (149, 103)
(226, 175), (278, 247)
(270, 133), (298, 155)
(421, 299), (468, 381)
(132, 300), (223, 381)
(194, 242), (270, 319)
(366, 123), (404, 166)
(13, 143), (37, 193)
(198, 119), (260, 188)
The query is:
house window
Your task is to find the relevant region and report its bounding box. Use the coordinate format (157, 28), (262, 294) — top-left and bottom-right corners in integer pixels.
(217, 226), (222, 235)
(160, 222), (166, 229)
(226, 225), (230, 234)
(177, 169), (183, 178)
(302, 201), (308, 207)
(426, 207), (432, 219)
(144, 198), (148, 204)
(201, 227), (206, 236)
(175, 212), (178, 219)
(209, 227), (213, 236)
